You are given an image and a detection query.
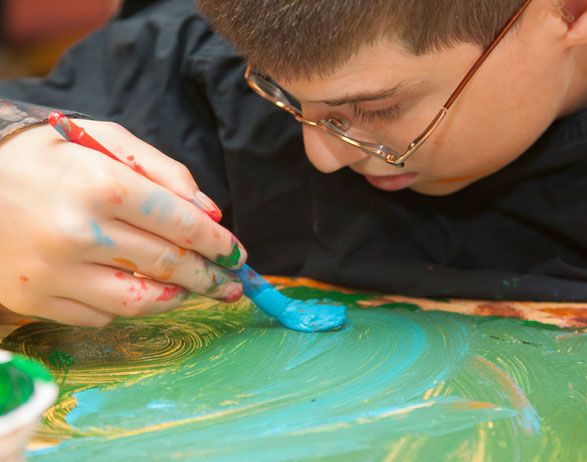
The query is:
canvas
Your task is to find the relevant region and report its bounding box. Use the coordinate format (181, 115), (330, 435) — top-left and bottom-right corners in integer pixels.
(1, 278), (585, 461)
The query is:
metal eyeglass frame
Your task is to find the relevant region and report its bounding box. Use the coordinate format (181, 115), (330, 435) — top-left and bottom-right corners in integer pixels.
(244, 0), (534, 167)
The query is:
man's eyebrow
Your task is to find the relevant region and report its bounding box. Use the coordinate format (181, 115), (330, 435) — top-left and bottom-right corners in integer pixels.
(314, 80), (431, 107)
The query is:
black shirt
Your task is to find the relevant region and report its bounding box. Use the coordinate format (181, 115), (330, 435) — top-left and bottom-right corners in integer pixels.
(1, 0), (586, 301)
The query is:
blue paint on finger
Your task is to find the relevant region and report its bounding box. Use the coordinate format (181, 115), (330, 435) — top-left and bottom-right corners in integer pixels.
(90, 220), (114, 247)
(142, 191), (175, 224)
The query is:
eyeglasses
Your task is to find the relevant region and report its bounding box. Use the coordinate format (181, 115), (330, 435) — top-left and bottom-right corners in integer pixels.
(245, 0), (534, 167)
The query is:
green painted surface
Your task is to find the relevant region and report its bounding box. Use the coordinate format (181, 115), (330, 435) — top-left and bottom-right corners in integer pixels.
(0, 288), (585, 461)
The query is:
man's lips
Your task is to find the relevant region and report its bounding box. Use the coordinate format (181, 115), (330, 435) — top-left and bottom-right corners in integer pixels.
(364, 173), (418, 191)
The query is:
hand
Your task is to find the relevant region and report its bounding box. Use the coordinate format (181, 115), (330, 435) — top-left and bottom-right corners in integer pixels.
(0, 119), (247, 326)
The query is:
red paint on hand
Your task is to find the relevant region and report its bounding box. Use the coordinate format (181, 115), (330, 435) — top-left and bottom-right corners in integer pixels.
(130, 161), (147, 176)
(49, 112), (124, 164)
(19, 275), (29, 284)
(156, 286), (184, 302)
(191, 191), (223, 223)
(224, 285), (244, 303)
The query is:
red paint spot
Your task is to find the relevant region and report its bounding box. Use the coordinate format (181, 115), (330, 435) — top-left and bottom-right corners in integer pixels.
(19, 275), (29, 284)
(185, 238), (193, 245)
(106, 191), (123, 204)
(475, 303), (524, 319)
(127, 278), (149, 303)
(114, 271), (128, 280)
(156, 286), (184, 302)
(126, 155), (135, 161)
(131, 161), (147, 176)
(570, 316), (587, 326)
(207, 208), (222, 223)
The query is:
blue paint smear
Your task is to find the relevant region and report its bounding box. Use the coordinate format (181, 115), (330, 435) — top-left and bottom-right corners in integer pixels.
(90, 220), (114, 247)
(66, 388), (105, 425)
(141, 191), (174, 224)
(235, 264), (346, 332)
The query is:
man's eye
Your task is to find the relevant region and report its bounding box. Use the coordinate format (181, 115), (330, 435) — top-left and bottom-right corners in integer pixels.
(351, 104), (403, 123)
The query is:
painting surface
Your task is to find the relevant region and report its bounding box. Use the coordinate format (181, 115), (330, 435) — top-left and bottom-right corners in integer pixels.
(1, 279), (586, 461)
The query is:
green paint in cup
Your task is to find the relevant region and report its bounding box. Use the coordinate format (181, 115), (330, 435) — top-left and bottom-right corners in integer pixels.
(0, 350), (57, 462)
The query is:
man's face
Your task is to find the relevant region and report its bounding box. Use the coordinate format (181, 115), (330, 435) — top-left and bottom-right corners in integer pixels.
(277, 9), (572, 195)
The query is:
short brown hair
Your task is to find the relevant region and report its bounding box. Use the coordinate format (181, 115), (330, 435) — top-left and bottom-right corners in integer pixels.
(198, 0), (526, 81)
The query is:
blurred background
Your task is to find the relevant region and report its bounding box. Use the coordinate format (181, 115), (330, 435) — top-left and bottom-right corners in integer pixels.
(0, 0), (121, 79)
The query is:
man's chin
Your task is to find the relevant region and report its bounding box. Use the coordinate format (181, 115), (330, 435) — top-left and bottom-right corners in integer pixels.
(361, 171), (479, 196)
(409, 178), (475, 196)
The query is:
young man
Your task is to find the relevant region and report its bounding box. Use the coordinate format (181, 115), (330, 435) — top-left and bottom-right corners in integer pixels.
(0, 0), (586, 326)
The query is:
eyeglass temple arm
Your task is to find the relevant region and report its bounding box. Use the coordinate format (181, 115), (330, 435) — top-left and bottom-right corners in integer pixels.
(443, 0), (533, 111)
(395, 0), (533, 166)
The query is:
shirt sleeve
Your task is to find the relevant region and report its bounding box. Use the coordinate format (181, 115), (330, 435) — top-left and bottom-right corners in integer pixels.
(0, 98), (89, 142)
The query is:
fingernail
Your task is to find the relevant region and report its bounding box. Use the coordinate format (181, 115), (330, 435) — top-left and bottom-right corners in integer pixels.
(223, 282), (244, 303)
(192, 191), (222, 222)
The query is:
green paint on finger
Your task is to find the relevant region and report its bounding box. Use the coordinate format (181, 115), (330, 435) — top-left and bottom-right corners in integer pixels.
(214, 242), (241, 268)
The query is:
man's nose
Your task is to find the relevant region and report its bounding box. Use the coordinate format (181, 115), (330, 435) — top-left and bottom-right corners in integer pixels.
(301, 124), (366, 173)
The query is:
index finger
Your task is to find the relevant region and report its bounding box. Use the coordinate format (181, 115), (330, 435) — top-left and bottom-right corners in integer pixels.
(108, 168), (247, 269)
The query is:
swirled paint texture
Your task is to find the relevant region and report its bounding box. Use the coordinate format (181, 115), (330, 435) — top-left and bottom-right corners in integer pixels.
(1, 284), (586, 461)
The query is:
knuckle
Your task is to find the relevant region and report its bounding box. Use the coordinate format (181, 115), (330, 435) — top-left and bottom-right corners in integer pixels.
(51, 214), (95, 253)
(171, 162), (195, 184)
(172, 211), (200, 242)
(102, 121), (130, 137)
(150, 248), (179, 281)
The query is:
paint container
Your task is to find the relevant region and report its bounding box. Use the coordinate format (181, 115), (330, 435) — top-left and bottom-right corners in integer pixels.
(0, 350), (57, 462)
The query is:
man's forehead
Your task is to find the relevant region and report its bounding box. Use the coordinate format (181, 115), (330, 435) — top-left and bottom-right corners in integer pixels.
(273, 38), (430, 105)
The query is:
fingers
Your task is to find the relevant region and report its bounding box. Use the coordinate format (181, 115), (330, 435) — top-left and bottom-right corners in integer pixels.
(70, 120), (222, 221)
(38, 298), (116, 328)
(84, 220), (243, 301)
(106, 173), (247, 269)
(55, 264), (188, 318)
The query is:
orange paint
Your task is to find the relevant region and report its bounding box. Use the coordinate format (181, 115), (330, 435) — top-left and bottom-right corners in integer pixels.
(113, 258), (138, 272)
(19, 275), (29, 284)
(157, 268), (174, 282)
(177, 247), (187, 257)
(451, 400), (495, 410)
(540, 307), (587, 317)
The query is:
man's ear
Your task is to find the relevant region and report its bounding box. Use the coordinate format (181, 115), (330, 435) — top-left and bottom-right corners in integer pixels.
(562, 0), (587, 45)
